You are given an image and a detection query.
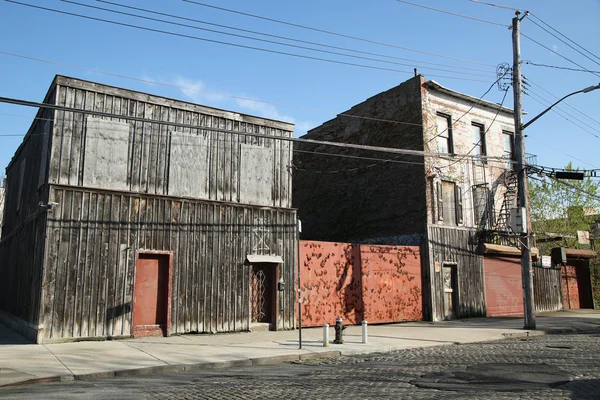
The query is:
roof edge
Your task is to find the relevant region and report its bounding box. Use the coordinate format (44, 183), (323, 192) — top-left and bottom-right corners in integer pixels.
(424, 80), (514, 116)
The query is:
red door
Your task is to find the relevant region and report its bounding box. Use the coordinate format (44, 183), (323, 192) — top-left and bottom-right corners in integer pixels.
(133, 254), (170, 337)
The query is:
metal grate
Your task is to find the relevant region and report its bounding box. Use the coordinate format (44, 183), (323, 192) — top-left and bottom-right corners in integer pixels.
(251, 268), (267, 323)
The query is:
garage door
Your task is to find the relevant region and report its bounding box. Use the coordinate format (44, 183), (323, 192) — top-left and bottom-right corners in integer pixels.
(484, 256), (523, 317)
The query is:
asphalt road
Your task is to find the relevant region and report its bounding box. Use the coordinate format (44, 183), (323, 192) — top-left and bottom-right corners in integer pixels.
(1, 332), (599, 399)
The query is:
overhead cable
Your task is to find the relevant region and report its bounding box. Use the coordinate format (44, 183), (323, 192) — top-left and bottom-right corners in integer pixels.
(4, 1), (490, 83)
(394, 0), (507, 27)
(181, 0), (496, 66)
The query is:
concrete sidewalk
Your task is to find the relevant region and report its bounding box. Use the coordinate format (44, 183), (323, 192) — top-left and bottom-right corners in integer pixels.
(1, 310), (599, 387)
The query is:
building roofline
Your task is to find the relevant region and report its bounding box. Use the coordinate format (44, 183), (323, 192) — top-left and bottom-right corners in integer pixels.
(424, 80), (514, 115)
(53, 75), (295, 130)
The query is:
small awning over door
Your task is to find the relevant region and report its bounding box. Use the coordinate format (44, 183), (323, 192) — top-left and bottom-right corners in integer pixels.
(246, 255), (284, 264)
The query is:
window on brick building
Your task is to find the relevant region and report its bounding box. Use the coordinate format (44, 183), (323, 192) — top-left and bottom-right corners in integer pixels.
(436, 113), (453, 154)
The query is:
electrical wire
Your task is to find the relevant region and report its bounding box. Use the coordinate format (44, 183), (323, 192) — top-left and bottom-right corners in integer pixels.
(0, 51), (428, 129)
(59, 0), (494, 79)
(467, 0), (521, 11)
(394, 0), (508, 27)
(438, 87), (510, 169)
(525, 78), (600, 127)
(95, 0), (494, 74)
(181, 0), (497, 67)
(527, 17), (600, 68)
(529, 12), (600, 64)
(527, 136), (599, 169)
(524, 61), (600, 75)
(521, 32), (600, 79)
(4, 1), (490, 83)
(0, 97), (519, 166)
(524, 90), (600, 140)
(424, 68), (510, 146)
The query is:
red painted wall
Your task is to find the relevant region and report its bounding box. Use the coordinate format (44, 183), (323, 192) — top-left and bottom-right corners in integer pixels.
(299, 241), (422, 327)
(483, 256), (523, 317)
(562, 265), (580, 310)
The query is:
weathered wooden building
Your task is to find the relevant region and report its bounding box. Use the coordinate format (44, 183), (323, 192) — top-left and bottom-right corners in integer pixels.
(0, 75), (297, 343)
(293, 75), (525, 321)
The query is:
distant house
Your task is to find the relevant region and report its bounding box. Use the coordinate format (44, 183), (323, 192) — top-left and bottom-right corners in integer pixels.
(0, 76), (297, 343)
(293, 75), (524, 321)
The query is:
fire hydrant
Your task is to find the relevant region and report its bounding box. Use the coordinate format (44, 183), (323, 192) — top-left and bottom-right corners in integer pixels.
(333, 317), (346, 344)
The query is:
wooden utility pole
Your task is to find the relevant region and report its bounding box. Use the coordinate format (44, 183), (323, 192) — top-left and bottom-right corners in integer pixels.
(512, 11), (536, 329)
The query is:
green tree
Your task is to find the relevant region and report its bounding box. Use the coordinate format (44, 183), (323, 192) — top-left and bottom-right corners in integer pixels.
(529, 162), (600, 304)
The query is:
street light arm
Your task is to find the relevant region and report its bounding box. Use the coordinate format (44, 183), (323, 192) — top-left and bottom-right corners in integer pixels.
(522, 83), (600, 130)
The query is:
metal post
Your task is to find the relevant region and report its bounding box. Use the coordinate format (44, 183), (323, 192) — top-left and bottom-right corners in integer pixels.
(512, 11), (536, 329)
(297, 219), (302, 349)
(362, 320), (368, 344)
(323, 324), (329, 347)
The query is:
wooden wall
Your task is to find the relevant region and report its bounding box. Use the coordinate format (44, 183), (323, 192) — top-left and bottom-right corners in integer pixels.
(39, 186), (297, 341)
(533, 265), (563, 312)
(50, 77), (293, 208)
(427, 225), (486, 320)
(0, 88), (55, 337)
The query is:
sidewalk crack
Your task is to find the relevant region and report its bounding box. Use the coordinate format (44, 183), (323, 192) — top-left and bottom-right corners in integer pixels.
(122, 342), (169, 364)
(42, 345), (74, 376)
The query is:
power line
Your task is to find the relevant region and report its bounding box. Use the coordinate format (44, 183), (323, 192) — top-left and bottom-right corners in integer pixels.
(95, 0), (494, 74)
(59, 0), (494, 79)
(527, 136), (599, 169)
(181, 0), (496, 67)
(467, 0), (521, 11)
(0, 51), (428, 129)
(0, 95), (517, 163)
(529, 12), (600, 64)
(525, 88), (600, 134)
(525, 78), (600, 127)
(394, 0), (507, 27)
(521, 32), (600, 79)
(4, 1), (490, 83)
(438, 87), (510, 169)
(524, 60), (600, 75)
(524, 91), (600, 140)
(424, 68), (510, 146)
(527, 17), (600, 68)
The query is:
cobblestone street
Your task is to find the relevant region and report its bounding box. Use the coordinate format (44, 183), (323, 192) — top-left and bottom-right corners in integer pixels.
(1, 332), (599, 399)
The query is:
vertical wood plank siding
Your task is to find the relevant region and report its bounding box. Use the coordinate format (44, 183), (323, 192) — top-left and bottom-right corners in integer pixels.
(0, 87), (55, 335)
(533, 266), (563, 312)
(427, 225), (487, 320)
(40, 186), (297, 341)
(49, 82), (293, 208)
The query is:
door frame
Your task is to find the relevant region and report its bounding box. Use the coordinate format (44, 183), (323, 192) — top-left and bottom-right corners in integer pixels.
(249, 262), (281, 330)
(442, 262), (458, 320)
(132, 250), (173, 337)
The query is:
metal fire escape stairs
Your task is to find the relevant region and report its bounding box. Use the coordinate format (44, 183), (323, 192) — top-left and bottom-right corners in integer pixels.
(494, 170), (518, 232)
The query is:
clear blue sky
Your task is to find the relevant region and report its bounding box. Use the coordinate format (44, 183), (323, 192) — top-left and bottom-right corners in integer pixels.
(1, 0), (599, 175)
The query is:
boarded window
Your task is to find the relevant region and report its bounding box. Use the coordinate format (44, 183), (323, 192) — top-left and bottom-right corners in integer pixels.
(83, 117), (129, 190)
(240, 144), (273, 205)
(168, 133), (209, 198)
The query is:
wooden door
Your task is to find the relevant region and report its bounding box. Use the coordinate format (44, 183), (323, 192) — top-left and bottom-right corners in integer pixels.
(443, 264), (458, 319)
(133, 254), (170, 337)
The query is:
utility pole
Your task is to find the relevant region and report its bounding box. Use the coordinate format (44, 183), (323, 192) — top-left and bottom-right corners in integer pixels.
(512, 11), (536, 330)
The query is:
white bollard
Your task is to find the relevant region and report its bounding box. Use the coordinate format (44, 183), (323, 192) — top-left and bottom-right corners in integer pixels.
(323, 323), (329, 347)
(362, 320), (368, 344)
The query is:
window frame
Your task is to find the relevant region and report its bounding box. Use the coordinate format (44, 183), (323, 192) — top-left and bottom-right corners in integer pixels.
(502, 130), (515, 170)
(436, 113), (454, 154)
(471, 122), (487, 161)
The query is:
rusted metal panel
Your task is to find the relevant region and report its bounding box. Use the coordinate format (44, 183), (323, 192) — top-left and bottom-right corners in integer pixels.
(35, 186), (296, 342)
(299, 241), (422, 327)
(562, 265), (580, 310)
(483, 256), (523, 317)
